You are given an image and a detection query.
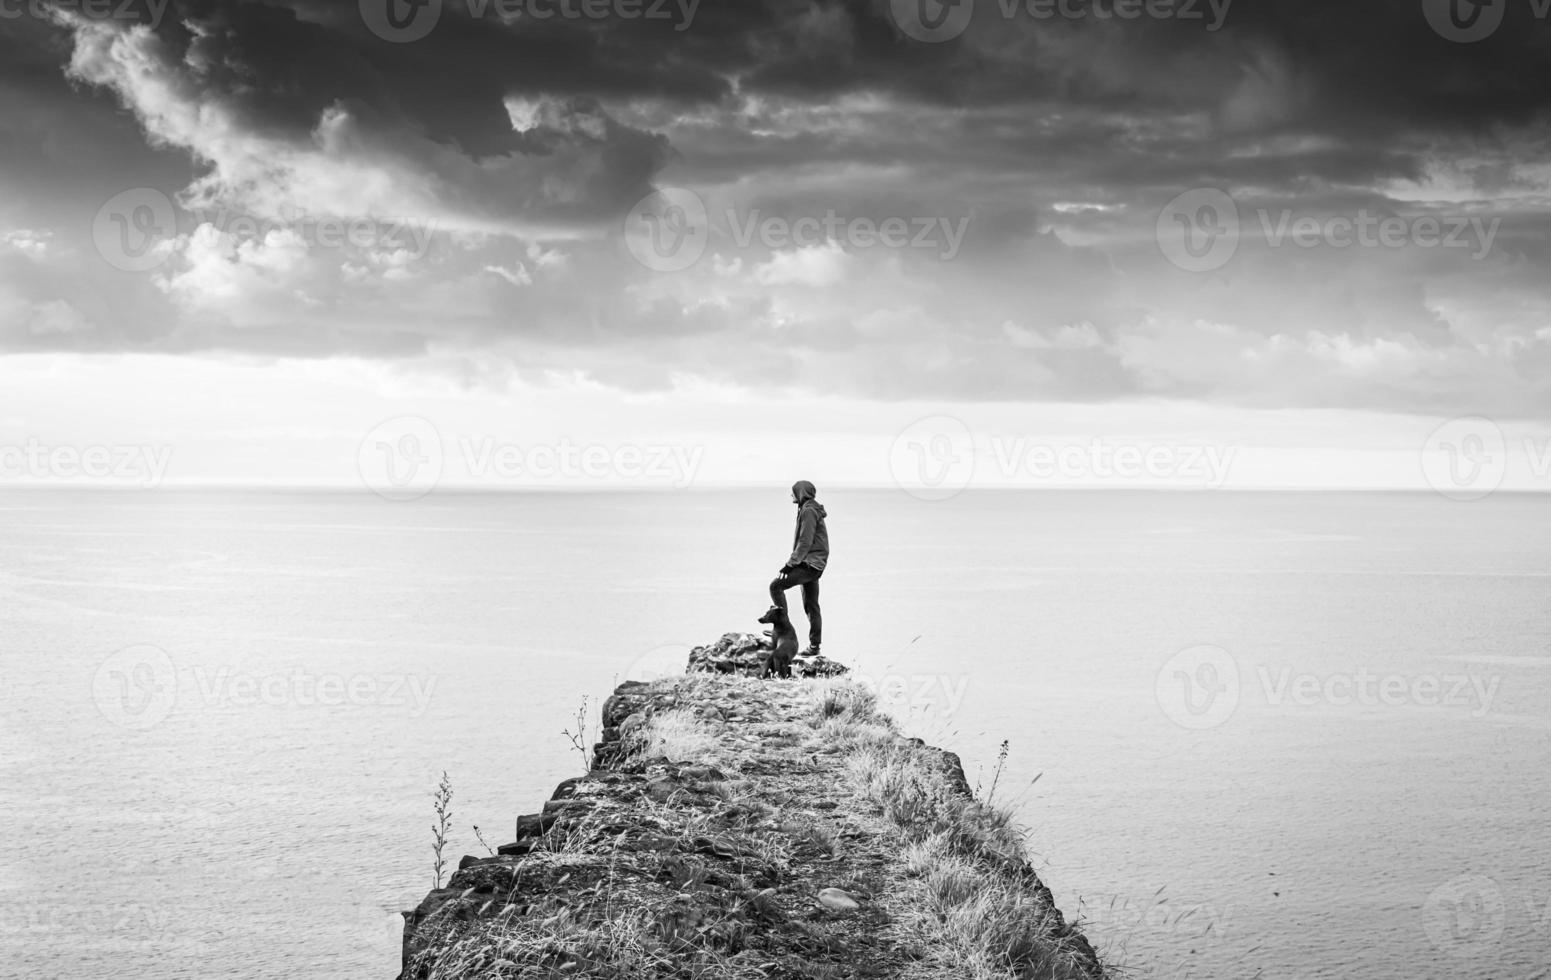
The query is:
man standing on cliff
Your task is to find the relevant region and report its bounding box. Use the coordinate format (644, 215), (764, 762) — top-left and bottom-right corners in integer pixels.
(771, 480), (829, 658)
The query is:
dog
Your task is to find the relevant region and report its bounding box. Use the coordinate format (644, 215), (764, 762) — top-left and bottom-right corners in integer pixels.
(756, 604), (797, 679)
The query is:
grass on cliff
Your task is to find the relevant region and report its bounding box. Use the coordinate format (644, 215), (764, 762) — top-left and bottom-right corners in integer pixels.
(636, 674), (1102, 980)
(809, 685), (1099, 979)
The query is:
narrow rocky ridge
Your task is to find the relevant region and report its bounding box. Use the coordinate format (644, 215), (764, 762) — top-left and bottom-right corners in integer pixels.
(397, 654), (1104, 979)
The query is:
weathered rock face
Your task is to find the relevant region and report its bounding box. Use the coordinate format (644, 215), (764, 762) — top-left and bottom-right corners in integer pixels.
(686, 631), (850, 679)
(397, 638), (1104, 980)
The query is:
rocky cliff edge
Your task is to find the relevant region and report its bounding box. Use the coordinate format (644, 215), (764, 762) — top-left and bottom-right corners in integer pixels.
(397, 641), (1104, 980)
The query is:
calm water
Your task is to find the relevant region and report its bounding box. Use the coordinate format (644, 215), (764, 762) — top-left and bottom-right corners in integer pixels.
(2, 489), (1548, 979)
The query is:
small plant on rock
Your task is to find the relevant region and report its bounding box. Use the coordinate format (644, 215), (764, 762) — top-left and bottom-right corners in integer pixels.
(562, 695), (594, 772)
(431, 770), (453, 889)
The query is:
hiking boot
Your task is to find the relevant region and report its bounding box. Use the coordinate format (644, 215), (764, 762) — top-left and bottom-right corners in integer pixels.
(801, 644), (821, 659)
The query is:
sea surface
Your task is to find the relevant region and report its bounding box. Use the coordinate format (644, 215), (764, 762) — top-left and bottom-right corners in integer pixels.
(2, 489), (1548, 980)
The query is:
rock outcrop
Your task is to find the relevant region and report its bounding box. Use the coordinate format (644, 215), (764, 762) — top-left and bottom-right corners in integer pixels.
(686, 631), (850, 679)
(397, 641), (1104, 980)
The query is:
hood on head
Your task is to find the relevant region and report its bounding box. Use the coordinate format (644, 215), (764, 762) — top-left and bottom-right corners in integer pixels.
(792, 480), (825, 517)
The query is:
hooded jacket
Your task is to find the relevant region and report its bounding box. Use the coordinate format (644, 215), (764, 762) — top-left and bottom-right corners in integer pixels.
(787, 480), (829, 571)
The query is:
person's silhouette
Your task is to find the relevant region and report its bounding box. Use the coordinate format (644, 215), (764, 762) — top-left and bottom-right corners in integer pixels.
(769, 480), (828, 657)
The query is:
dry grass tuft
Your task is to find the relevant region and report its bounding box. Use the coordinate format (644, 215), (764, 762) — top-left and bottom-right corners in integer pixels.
(636, 708), (723, 765)
(842, 726), (1100, 979)
(810, 679), (882, 726)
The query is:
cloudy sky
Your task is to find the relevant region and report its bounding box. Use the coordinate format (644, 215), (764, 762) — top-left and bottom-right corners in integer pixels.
(3, 0), (1550, 490)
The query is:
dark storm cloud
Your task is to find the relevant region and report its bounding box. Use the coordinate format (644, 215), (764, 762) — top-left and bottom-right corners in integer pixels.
(3, 0), (1551, 415)
(12, 0), (1549, 210)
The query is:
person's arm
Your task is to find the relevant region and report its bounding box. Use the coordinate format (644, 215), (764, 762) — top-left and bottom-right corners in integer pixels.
(787, 506), (817, 568)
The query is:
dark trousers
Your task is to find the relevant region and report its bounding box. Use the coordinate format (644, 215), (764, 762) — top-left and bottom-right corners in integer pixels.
(770, 564), (822, 646)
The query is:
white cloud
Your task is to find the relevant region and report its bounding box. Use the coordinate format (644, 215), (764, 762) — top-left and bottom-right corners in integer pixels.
(484, 263), (532, 287)
(752, 242), (851, 287)
(154, 224), (315, 314)
(2, 230), (53, 257)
